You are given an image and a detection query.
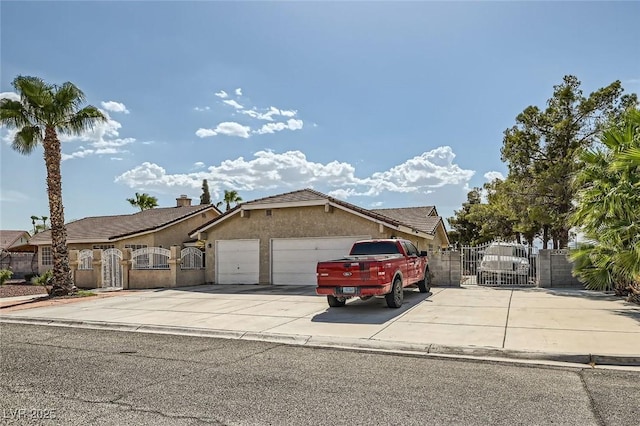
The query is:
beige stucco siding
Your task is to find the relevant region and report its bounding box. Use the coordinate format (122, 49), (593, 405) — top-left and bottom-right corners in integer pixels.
(204, 205), (439, 284)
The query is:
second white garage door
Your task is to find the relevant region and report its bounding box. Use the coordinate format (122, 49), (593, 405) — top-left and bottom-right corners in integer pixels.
(271, 236), (369, 285)
(216, 239), (260, 284)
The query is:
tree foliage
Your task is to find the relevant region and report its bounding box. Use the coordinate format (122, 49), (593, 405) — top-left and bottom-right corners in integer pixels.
(217, 190), (243, 212)
(200, 179), (211, 205)
(127, 192), (159, 211)
(570, 108), (640, 303)
(1, 76), (106, 296)
(501, 75), (636, 248)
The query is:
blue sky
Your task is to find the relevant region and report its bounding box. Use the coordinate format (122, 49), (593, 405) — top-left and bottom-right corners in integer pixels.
(1, 1), (639, 232)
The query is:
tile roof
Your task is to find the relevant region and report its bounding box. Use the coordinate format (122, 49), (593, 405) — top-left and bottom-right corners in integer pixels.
(193, 189), (445, 237)
(371, 207), (442, 235)
(30, 205), (215, 244)
(0, 230), (31, 251)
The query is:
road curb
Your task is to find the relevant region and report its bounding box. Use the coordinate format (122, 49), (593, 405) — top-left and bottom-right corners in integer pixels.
(1, 316), (638, 367)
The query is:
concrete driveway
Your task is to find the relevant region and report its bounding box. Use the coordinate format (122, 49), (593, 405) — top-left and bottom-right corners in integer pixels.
(2, 285), (639, 365)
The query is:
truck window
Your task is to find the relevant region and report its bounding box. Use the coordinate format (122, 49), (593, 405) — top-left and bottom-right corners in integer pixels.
(403, 241), (419, 256)
(350, 241), (400, 255)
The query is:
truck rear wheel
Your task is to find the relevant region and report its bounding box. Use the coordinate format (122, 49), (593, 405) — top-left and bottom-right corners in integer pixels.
(385, 277), (404, 308)
(418, 267), (431, 293)
(327, 295), (346, 307)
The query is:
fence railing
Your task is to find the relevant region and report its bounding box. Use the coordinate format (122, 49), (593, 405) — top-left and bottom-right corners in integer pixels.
(131, 247), (170, 270)
(78, 249), (93, 270)
(180, 247), (203, 269)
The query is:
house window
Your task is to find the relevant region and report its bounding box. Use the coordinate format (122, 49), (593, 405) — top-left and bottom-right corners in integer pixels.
(266, 209), (272, 217)
(124, 244), (147, 251)
(42, 246), (53, 266)
(92, 244), (115, 250)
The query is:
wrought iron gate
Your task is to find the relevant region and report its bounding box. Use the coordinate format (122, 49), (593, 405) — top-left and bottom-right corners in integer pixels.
(102, 248), (123, 288)
(461, 241), (537, 287)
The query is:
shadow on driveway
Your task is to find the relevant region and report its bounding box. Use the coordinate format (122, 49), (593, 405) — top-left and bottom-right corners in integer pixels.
(311, 289), (432, 325)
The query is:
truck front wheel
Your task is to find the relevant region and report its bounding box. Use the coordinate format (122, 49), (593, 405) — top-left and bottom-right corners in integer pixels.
(418, 267), (431, 293)
(327, 295), (346, 307)
(385, 277), (404, 308)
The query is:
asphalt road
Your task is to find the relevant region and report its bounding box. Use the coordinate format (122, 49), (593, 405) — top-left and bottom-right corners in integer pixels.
(1, 323), (638, 426)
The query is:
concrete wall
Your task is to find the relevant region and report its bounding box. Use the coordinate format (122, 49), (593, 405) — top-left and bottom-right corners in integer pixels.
(537, 249), (583, 288)
(1, 252), (37, 279)
(427, 250), (461, 287)
(203, 205), (445, 284)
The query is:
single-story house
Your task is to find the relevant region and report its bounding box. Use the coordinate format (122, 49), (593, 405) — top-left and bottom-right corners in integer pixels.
(190, 188), (449, 286)
(30, 195), (220, 278)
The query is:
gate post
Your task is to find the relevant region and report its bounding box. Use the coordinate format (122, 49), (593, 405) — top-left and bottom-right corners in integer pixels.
(69, 250), (79, 286)
(168, 246), (180, 288)
(120, 248), (131, 289)
(93, 250), (103, 287)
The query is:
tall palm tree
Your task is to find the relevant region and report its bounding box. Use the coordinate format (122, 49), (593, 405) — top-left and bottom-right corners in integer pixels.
(570, 108), (640, 303)
(217, 190), (243, 211)
(126, 192), (159, 211)
(1, 76), (106, 296)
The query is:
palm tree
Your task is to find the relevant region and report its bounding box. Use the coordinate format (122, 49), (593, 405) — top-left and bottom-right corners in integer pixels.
(126, 192), (159, 211)
(570, 108), (640, 303)
(1, 76), (106, 296)
(217, 190), (243, 211)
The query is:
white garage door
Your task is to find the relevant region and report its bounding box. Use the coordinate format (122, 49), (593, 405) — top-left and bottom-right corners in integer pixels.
(216, 240), (260, 284)
(271, 236), (369, 285)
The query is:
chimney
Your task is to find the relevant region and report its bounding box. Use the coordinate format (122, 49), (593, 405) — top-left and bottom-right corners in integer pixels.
(176, 195), (192, 207)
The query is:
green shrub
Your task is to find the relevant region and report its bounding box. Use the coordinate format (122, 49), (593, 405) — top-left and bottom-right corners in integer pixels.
(32, 270), (53, 286)
(0, 269), (12, 285)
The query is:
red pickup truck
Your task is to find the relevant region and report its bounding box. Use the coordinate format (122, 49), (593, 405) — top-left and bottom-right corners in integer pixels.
(316, 239), (431, 308)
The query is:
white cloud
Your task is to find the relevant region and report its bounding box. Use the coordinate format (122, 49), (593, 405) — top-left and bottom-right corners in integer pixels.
(0, 92), (20, 101)
(254, 118), (304, 135)
(115, 147), (475, 201)
(223, 99), (244, 109)
(111, 157), (124, 161)
(194, 106), (210, 112)
(484, 171), (505, 182)
(280, 109), (297, 117)
(215, 90), (228, 99)
(193, 161), (205, 169)
(195, 128), (218, 138)
(58, 109), (135, 161)
(195, 122), (251, 139)
(235, 88), (243, 96)
(101, 101), (130, 114)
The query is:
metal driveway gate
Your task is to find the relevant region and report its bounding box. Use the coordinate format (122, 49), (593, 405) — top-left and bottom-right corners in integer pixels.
(102, 248), (123, 288)
(461, 241), (537, 287)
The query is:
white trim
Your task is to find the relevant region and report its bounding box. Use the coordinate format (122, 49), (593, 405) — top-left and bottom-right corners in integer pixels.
(190, 209), (242, 237)
(242, 200), (327, 210)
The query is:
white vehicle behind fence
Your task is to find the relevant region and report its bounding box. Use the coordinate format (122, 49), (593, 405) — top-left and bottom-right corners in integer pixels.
(476, 242), (532, 286)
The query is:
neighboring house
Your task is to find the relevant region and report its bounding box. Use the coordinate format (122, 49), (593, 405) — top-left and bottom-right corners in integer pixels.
(190, 188), (450, 286)
(1, 230), (32, 252)
(30, 195), (220, 275)
(0, 230), (37, 278)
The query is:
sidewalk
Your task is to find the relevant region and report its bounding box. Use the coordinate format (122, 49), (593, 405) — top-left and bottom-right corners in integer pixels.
(1, 285), (639, 366)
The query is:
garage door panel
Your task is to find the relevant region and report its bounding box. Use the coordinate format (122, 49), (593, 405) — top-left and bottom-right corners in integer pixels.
(271, 236), (369, 285)
(216, 240), (259, 284)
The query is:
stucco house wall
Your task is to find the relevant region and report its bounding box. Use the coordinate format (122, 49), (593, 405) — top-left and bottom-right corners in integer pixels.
(203, 205), (442, 284)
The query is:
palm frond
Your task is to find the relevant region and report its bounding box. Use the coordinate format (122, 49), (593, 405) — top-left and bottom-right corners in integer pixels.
(61, 106), (106, 136)
(11, 126), (43, 154)
(0, 99), (32, 129)
(54, 82), (86, 116)
(12, 76), (54, 112)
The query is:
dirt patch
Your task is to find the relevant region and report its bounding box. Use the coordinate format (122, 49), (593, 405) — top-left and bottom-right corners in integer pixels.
(0, 284), (48, 298)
